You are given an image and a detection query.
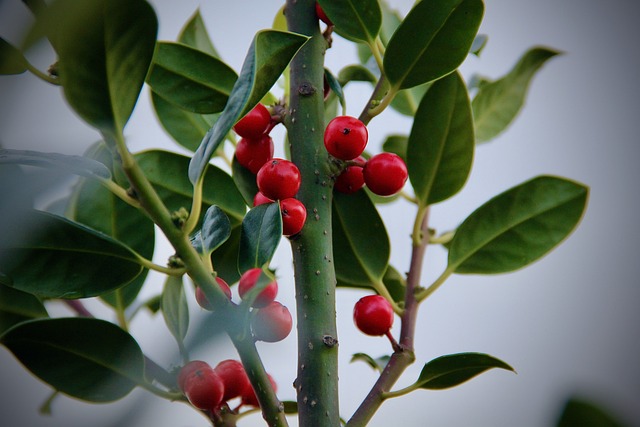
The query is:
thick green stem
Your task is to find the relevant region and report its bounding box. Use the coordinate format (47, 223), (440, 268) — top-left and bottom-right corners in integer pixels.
(286, 2), (340, 426)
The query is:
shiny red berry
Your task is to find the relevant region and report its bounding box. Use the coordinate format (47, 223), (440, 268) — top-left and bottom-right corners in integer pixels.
(238, 268), (278, 308)
(315, 3), (332, 26)
(280, 198), (306, 236)
(324, 116), (368, 160)
(334, 156), (365, 194)
(181, 363), (225, 411)
(195, 277), (232, 311)
(177, 360), (210, 392)
(233, 103), (271, 139)
(256, 158), (301, 200)
(241, 374), (278, 407)
(253, 191), (274, 207)
(251, 301), (293, 343)
(363, 153), (408, 196)
(214, 359), (251, 402)
(353, 295), (394, 336)
(235, 135), (274, 174)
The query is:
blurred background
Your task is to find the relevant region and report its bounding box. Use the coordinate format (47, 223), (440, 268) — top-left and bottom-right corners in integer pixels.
(1, 0), (639, 426)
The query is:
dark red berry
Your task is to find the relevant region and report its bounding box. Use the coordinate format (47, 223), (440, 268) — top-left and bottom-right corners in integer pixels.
(235, 134), (274, 174)
(233, 103), (271, 139)
(251, 301), (293, 343)
(324, 116), (368, 160)
(280, 198), (306, 236)
(256, 158), (301, 201)
(353, 295), (394, 336)
(177, 360), (210, 392)
(195, 277), (232, 311)
(253, 191), (274, 207)
(241, 374), (278, 407)
(238, 268), (278, 308)
(363, 153), (408, 196)
(182, 364), (225, 411)
(315, 3), (332, 26)
(213, 359), (251, 402)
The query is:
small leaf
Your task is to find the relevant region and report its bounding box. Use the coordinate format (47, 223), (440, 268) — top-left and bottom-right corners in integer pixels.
(317, 0), (381, 44)
(0, 37), (27, 74)
(238, 203), (282, 274)
(325, 68), (346, 113)
(557, 397), (626, 427)
(384, 0), (484, 90)
(390, 83), (430, 116)
(382, 265), (406, 303)
(351, 352), (391, 373)
(448, 176), (589, 274)
(0, 210), (143, 299)
(470, 34), (488, 56)
(417, 353), (514, 390)
(407, 71), (474, 205)
(0, 317), (145, 402)
(332, 191), (389, 286)
(189, 30), (308, 185)
(146, 42), (237, 114)
(190, 205), (231, 255)
(472, 46), (561, 142)
(231, 156), (259, 206)
(0, 285), (48, 335)
(381, 134), (408, 161)
(161, 275), (189, 345)
(178, 9), (220, 58)
(211, 225), (242, 285)
(0, 148), (111, 180)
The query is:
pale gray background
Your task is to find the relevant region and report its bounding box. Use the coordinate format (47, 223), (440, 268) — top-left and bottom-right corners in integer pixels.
(1, 0), (639, 426)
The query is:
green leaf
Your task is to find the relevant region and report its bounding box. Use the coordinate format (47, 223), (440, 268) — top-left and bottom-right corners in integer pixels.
(470, 34), (488, 56)
(178, 9), (220, 58)
(0, 37), (27, 74)
(0, 285), (48, 335)
(448, 176), (589, 274)
(238, 203), (282, 274)
(0, 317), (145, 402)
(390, 83), (431, 116)
(283, 401), (298, 415)
(325, 68), (346, 113)
(0, 210), (143, 299)
(190, 205), (231, 255)
(135, 150), (246, 223)
(0, 148), (111, 180)
(407, 71), (474, 205)
(557, 397), (626, 427)
(472, 46), (561, 143)
(189, 30), (309, 185)
(332, 190), (389, 286)
(40, 0), (157, 134)
(317, 0), (381, 44)
(161, 275), (189, 345)
(351, 352), (391, 373)
(381, 134), (408, 161)
(416, 352), (514, 390)
(382, 265), (406, 303)
(384, 0), (484, 90)
(211, 224), (242, 285)
(337, 64), (377, 85)
(146, 42), (237, 114)
(231, 156), (260, 206)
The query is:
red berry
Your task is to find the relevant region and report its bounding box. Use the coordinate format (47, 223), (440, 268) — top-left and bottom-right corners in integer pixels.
(256, 158), (301, 200)
(324, 116), (368, 160)
(280, 198), (306, 236)
(334, 165), (365, 194)
(177, 360), (211, 392)
(253, 191), (274, 207)
(182, 365), (225, 411)
(233, 103), (271, 139)
(353, 295), (394, 336)
(251, 301), (293, 343)
(213, 359), (251, 402)
(363, 153), (408, 196)
(238, 268), (278, 308)
(241, 373), (278, 407)
(235, 135), (274, 174)
(195, 277), (232, 311)
(315, 3), (332, 26)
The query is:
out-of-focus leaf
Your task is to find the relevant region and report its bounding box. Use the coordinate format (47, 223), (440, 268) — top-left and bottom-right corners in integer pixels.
(0, 148), (111, 180)
(178, 9), (219, 58)
(350, 352), (391, 373)
(381, 135), (408, 161)
(470, 34), (488, 56)
(0, 38), (27, 74)
(161, 275), (189, 346)
(0, 286), (48, 335)
(557, 397), (626, 427)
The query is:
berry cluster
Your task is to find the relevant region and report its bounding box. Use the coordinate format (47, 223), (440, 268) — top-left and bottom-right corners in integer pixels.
(323, 116), (408, 197)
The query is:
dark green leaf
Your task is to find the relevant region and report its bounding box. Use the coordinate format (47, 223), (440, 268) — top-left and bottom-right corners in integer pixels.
(448, 176), (589, 274)
(472, 46), (560, 142)
(238, 203), (282, 274)
(231, 156), (259, 207)
(0, 148), (111, 180)
(146, 42), (237, 114)
(178, 9), (219, 58)
(382, 265), (406, 303)
(332, 190), (389, 286)
(470, 34), (488, 56)
(0, 285), (48, 335)
(351, 352), (391, 373)
(189, 30), (308, 184)
(381, 134), (408, 161)
(390, 83), (431, 116)
(407, 71), (474, 205)
(417, 352), (514, 390)
(283, 401), (298, 414)
(211, 224), (242, 285)
(22, 0), (48, 17)
(0, 210), (143, 299)
(161, 275), (189, 345)
(0, 317), (145, 402)
(557, 397), (626, 427)
(190, 205), (231, 255)
(325, 68), (346, 113)
(317, 0), (381, 44)
(0, 37), (27, 74)
(384, 0), (484, 89)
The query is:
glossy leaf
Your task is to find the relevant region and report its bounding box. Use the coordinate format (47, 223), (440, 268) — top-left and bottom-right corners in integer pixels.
(332, 190), (389, 286)
(351, 353), (390, 373)
(178, 9), (219, 58)
(146, 42), (237, 114)
(407, 71), (474, 205)
(448, 176), (589, 274)
(0, 148), (111, 180)
(0, 286), (48, 335)
(557, 397), (625, 427)
(325, 68), (346, 113)
(382, 265), (406, 303)
(238, 203), (282, 274)
(0, 38), (27, 74)
(317, 0), (381, 44)
(417, 352), (514, 390)
(161, 275), (189, 345)
(0, 317), (145, 402)
(189, 30), (308, 184)
(384, 0), (484, 89)
(381, 134), (408, 161)
(211, 225), (242, 285)
(190, 205), (231, 255)
(0, 210), (142, 299)
(472, 46), (560, 142)
(40, 0), (157, 133)
(231, 156), (260, 207)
